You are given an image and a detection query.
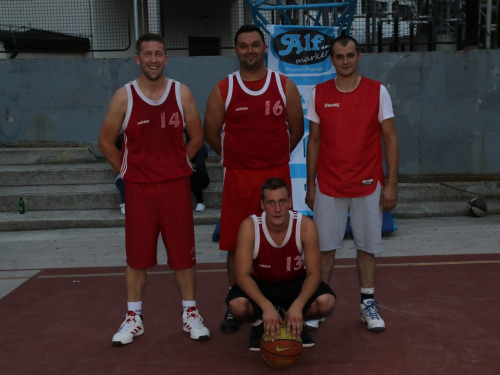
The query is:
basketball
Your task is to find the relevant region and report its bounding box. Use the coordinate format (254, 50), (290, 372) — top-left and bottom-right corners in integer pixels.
(467, 198), (487, 217)
(260, 325), (303, 369)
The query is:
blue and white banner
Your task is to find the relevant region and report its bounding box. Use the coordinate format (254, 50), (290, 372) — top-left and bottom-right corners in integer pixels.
(267, 25), (337, 215)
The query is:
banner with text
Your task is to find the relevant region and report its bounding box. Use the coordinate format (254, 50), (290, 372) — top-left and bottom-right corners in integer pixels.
(267, 25), (337, 215)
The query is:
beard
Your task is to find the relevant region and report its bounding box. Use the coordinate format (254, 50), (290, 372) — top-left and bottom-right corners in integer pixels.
(239, 53), (264, 70)
(140, 64), (164, 81)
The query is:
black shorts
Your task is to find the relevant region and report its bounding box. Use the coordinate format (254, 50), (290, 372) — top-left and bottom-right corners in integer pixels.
(225, 274), (336, 319)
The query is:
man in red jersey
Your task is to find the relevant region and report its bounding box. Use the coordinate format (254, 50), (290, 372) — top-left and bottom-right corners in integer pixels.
(204, 24), (304, 334)
(98, 33), (210, 346)
(226, 178), (335, 351)
(306, 35), (399, 332)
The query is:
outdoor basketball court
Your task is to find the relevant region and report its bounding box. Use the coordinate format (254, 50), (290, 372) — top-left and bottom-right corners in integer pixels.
(1, 252), (498, 375)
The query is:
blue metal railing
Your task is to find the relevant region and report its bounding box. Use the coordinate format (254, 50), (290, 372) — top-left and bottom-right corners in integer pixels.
(244, 0), (358, 36)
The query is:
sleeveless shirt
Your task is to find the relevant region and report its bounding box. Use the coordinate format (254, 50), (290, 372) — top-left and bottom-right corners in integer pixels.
(314, 77), (385, 197)
(120, 79), (192, 183)
(221, 69), (290, 169)
(251, 210), (306, 283)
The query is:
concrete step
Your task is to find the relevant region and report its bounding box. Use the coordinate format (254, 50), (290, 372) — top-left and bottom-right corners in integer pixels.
(0, 147), (97, 165)
(0, 162), (223, 186)
(206, 161), (223, 182)
(0, 163), (112, 186)
(393, 200), (500, 218)
(1, 201), (499, 231)
(2, 180), (497, 213)
(396, 181), (500, 202)
(0, 208), (221, 231)
(0, 182), (223, 212)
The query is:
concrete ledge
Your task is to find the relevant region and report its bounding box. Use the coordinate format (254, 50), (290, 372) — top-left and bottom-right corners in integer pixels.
(0, 208), (221, 231)
(2, 201), (499, 231)
(0, 147), (97, 165)
(397, 182), (500, 202)
(0, 182), (223, 212)
(393, 200), (500, 218)
(0, 163), (112, 186)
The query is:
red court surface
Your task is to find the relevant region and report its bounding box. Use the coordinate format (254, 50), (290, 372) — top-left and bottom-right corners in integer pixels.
(1, 253), (499, 375)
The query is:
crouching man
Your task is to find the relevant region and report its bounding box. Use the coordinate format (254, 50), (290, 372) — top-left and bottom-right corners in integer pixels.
(226, 178), (336, 351)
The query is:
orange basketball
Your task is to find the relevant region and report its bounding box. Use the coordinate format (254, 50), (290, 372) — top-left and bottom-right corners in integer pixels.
(260, 325), (303, 369)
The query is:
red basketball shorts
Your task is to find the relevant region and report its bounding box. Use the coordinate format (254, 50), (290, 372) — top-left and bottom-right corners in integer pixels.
(125, 177), (196, 270)
(220, 164), (292, 251)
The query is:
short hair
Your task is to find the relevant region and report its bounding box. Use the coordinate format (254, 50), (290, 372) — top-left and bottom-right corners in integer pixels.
(234, 24), (266, 46)
(261, 178), (290, 200)
(135, 33), (167, 55)
(329, 35), (360, 56)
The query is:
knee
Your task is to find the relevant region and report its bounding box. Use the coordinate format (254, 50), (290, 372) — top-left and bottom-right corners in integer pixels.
(321, 250), (336, 261)
(357, 249), (375, 260)
(229, 297), (251, 318)
(314, 294), (336, 316)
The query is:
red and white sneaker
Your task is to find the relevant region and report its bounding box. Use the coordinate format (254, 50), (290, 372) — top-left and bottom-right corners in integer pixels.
(112, 311), (144, 346)
(182, 307), (210, 341)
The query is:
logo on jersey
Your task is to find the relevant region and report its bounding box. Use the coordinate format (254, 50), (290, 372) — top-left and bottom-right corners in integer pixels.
(324, 103), (340, 108)
(259, 264), (271, 268)
(362, 179), (374, 186)
(137, 119), (149, 125)
(235, 107), (248, 111)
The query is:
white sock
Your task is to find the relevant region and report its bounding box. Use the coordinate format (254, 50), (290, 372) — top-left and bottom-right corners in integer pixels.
(360, 287), (374, 296)
(251, 319), (262, 326)
(127, 301), (142, 315)
(182, 300), (196, 311)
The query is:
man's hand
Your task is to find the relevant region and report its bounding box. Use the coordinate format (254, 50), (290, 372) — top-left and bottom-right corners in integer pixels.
(284, 303), (303, 340)
(262, 306), (284, 341)
(305, 185), (316, 211)
(380, 184), (397, 212)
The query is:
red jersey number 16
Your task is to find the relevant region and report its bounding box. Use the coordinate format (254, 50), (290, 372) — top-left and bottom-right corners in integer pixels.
(265, 100), (284, 116)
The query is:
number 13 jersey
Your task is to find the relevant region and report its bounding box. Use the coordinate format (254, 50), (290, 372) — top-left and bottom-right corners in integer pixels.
(221, 69), (290, 169)
(251, 210), (306, 283)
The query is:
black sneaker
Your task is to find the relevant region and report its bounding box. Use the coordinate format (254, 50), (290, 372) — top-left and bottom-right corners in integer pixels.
(247, 323), (264, 351)
(220, 305), (240, 333)
(300, 330), (315, 348)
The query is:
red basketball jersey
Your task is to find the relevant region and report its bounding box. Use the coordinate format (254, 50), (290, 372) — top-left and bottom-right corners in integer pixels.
(221, 69), (290, 169)
(251, 211), (306, 283)
(315, 77), (385, 197)
(120, 79), (192, 183)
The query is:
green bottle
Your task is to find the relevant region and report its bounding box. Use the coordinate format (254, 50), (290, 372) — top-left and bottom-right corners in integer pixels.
(19, 197), (25, 214)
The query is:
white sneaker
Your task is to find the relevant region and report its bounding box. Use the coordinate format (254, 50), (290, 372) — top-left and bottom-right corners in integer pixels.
(119, 203), (125, 215)
(112, 311), (144, 346)
(182, 307), (210, 341)
(360, 299), (385, 332)
(195, 203), (205, 212)
(303, 317), (326, 331)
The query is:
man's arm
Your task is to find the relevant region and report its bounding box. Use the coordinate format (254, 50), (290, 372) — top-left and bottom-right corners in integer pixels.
(305, 120), (320, 210)
(180, 84), (204, 160)
(98, 88), (127, 172)
(235, 218), (283, 340)
(285, 78), (304, 153)
(284, 216), (321, 339)
(203, 84), (225, 156)
(380, 117), (399, 211)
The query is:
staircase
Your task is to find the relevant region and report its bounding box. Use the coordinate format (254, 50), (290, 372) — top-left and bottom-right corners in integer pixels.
(0, 145), (222, 231)
(1, 145), (499, 231)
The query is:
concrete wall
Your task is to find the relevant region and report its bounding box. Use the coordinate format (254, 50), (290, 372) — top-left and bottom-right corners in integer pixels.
(1, 49), (499, 175)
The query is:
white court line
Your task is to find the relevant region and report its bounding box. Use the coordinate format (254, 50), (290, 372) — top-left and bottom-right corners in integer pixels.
(35, 260), (500, 279)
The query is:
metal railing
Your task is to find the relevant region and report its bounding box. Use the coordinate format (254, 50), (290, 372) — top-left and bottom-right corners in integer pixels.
(0, 0), (497, 55)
